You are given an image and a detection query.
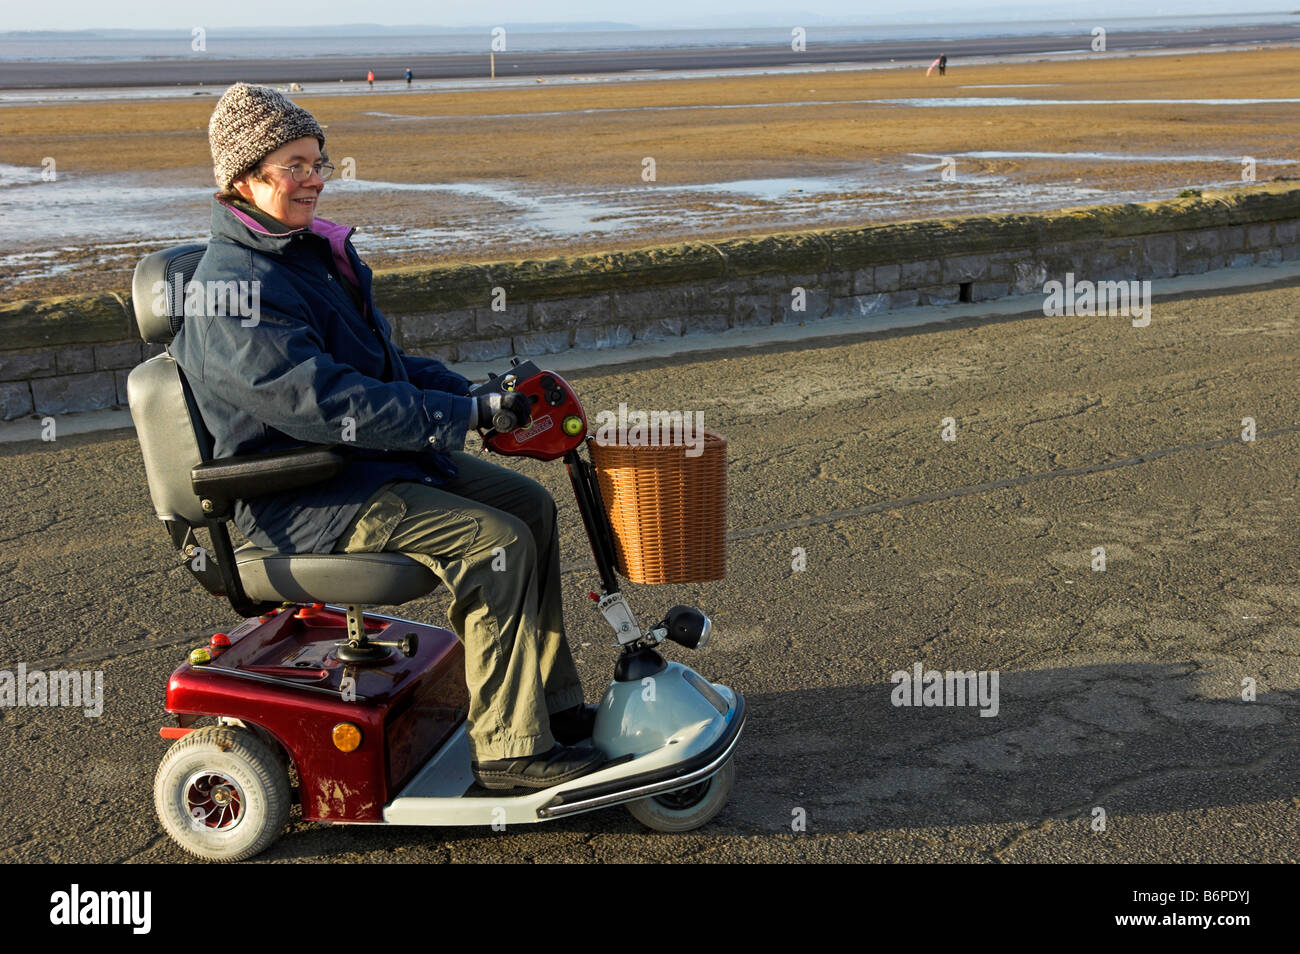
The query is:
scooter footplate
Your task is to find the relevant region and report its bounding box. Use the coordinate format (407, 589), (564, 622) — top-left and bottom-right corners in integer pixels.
(382, 692), (744, 826)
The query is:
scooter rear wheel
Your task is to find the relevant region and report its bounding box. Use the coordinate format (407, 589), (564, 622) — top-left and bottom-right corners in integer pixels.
(154, 725), (290, 862)
(626, 758), (734, 833)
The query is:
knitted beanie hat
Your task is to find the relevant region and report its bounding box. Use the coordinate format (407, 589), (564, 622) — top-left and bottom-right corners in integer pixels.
(208, 83), (325, 191)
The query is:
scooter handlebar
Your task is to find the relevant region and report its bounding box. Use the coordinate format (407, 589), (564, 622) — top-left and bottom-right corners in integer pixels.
(472, 361), (586, 460)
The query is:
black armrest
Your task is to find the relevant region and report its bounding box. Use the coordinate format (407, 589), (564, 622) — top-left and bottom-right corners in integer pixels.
(191, 446), (348, 508)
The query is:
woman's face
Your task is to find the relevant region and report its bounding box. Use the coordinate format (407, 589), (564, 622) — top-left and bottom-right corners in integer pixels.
(234, 136), (325, 229)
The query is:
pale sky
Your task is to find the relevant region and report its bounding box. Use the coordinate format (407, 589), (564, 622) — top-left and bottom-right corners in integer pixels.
(3, 2), (1292, 33)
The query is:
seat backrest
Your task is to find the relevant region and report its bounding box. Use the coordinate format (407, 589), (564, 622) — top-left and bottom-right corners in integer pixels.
(127, 245), (212, 524)
(131, 243), (207, 344)
(127, 356), (211, 523)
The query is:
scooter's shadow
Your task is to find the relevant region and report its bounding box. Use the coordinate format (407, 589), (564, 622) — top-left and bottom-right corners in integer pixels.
(265, 810), (653, 863)
(724, 661), (1300, 836)
(254, 661), (1300, 860)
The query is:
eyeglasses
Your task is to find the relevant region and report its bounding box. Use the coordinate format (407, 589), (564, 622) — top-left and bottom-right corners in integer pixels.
(261, 160), (335, 183)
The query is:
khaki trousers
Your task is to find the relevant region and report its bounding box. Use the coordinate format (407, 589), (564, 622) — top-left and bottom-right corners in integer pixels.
(331, 452), (585, 760)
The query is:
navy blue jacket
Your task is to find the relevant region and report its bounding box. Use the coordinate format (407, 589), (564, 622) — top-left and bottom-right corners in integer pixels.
(170, 198), (474, 554)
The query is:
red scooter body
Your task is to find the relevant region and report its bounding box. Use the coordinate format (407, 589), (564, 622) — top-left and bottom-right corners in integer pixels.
(164, 605), (469, 823)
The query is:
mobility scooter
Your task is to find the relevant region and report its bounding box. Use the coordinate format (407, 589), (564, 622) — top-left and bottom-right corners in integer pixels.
(127, 246), (745, 861)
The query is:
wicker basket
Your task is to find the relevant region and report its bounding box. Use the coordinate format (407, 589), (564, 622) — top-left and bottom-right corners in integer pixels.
(588, 429), (727, 584)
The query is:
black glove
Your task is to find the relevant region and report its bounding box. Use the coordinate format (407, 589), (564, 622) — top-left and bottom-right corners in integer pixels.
(473, 390), (532, 431)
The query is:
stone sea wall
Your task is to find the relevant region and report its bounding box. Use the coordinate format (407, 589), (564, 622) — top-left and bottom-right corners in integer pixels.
(2, 182), (1298, 421)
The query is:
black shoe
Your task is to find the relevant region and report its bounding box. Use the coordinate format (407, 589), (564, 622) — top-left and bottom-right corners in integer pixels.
(472, 743), (606, 791)
(550, 703), (598, 745)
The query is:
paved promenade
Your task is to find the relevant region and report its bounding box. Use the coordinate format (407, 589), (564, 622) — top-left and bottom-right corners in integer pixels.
(1, 274), (1296, 862)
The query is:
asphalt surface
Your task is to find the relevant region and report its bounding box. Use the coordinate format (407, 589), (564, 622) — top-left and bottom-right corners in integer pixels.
(1, 276), (1298, 863)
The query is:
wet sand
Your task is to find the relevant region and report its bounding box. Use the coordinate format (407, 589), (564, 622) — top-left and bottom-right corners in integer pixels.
(2, 46), (1300, 301)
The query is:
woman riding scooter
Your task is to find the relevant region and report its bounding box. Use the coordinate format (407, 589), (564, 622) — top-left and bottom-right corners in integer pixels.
(169, 83), (605, 789)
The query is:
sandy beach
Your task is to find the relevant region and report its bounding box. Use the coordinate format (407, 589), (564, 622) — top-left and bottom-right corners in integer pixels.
(2, 45), (1299, 300)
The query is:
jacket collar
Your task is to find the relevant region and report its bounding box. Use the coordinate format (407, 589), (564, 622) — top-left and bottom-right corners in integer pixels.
(210, 195), (356, 257)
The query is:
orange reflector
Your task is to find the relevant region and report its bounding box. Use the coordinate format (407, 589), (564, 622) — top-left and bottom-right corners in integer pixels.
(332, 723), (362, 752)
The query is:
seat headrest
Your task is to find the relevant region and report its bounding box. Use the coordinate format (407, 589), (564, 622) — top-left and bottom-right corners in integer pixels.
(130, 244), (208, 344)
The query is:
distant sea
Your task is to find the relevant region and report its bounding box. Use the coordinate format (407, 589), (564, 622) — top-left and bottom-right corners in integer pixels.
(2, 13), (1298, 62)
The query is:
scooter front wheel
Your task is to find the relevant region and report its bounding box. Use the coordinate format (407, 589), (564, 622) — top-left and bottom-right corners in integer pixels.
(154, 725), (291, 862)
(626, 758), (734, 833)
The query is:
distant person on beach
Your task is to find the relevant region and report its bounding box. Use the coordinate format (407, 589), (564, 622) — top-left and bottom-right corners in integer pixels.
(939, 54), (947, 76)
(405, 67), (413, 87)
(367, 69), (375, 90)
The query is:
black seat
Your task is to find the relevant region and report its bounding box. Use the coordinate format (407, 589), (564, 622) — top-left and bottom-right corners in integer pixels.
(127, 245), (439, 615)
